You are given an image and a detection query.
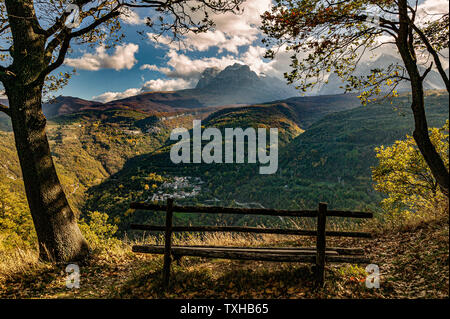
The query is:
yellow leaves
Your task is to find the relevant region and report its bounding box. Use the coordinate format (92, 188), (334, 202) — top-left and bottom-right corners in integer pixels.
(372, 121), (449, 218)
(147, 172), (164, 182)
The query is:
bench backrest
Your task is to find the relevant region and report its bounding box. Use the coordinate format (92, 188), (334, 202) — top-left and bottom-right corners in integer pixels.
(130, 199), (373, 239)
(130, 199), (373, 288)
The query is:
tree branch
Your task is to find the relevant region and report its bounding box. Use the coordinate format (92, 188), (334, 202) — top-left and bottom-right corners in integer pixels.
(421, 62), (434, 81)
(36, 6), (123, 87)
(0, 103), (10, 117)
(412, 23), (450, 92)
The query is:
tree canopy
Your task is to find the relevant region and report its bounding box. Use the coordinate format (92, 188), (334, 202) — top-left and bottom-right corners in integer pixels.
(262, 0), (450, 194)
(261, 0), (449, 102)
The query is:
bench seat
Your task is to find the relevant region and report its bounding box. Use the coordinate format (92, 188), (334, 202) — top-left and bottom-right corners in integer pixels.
(132, 245), (370, 264)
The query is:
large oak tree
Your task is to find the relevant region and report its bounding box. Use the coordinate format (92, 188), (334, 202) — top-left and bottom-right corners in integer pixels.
(0, 0), (243, 262)
(262, 0), (449, 195)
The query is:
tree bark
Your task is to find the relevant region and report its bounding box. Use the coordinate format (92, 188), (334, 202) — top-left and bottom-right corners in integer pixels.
(5, 82), (89, 262)
(2, 0), (89, 262)
(397, 0), (450, 195)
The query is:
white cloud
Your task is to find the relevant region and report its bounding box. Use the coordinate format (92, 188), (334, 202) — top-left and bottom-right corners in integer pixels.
(180, 31), (256, 54)
(65, 43), (139, 71)
(140, 64), (172, 74)
(161, 50), (240, 79)
(120, 8), (147, 25)
(92, 88), (142, 103)
(147, 0), (271, 54)
(138, 44), (294, 89)
(418, 0), (449, 17)
(137, 0), (305, 92)
(142, 78), (194, 92)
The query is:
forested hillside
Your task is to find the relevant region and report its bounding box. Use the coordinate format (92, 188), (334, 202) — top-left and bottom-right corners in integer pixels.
(83, 91), (448, 233)
(0, 108), (196, 247)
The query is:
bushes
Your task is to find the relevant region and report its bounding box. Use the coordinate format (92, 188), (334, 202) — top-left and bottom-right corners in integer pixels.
(78, 211), (121, 249)
(372, 120), (449, 225)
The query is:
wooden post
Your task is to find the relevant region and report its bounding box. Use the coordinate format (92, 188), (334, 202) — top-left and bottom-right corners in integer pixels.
(315, 202), (327, 287)
(163, 198), (174, 290)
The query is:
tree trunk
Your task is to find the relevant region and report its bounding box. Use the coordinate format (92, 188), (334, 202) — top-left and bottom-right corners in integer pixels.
(397, 0), (449, 195)
(5, 82), (89, 262)
(409, 82), (449, 195)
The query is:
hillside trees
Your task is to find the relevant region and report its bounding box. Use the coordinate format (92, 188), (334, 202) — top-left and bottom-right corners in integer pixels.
(262, 0), (449, 195)
(0, 0), (244, 262)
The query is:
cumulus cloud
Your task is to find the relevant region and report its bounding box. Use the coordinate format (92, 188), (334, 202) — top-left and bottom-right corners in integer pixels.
(138, 0), (281, 87)
(149, 31), (257, 54)
(65, 43), (139, 71)
(92, 88), (142, 103)
(141, 78), (194, 92)
(146, 45), (293, 81)
(418, 0), (449, 17)
(147, 0), (271, 54)
(160, 50), (240, 79)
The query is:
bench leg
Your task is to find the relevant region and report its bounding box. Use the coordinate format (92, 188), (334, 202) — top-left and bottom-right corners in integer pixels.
(163, 252), (172, 290)
(163, 199), (174, 291)
(315, 203), (327, 288)
(315, 264), (325, 288)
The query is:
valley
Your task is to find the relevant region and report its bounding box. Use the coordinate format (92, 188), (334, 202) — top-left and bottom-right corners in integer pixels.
(0, 63), (448, 243)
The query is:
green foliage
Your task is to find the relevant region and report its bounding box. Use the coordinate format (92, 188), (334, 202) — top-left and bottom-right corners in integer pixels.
(0, 110), (176, 247)
(1, 92), (448, 242)
(79, 211), (120, 249)
(372, 120), (449, 218)
(0, 183), (35, 250)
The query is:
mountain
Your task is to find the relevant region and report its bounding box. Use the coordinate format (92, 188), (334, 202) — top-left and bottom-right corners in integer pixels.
(106, 63), (300, 111)
(280, 90), (449, 183)
(2, 96), (104, 121)
(182, 63), (299, 106)
(2, 64), (301, 120)
(196, 67), (221, 89)
(42, 96), (104, 118)
(102, 92), (206, 113)
(202, 103), (304, 145)
(318, 54), (447, 95)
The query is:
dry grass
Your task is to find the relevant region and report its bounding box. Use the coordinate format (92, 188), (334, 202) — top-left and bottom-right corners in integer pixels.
(364, 199), (449, 235)
(0, 247), (41, 281)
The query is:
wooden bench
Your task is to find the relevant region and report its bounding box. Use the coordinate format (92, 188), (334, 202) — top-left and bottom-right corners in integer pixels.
(130, 199), (373, 289)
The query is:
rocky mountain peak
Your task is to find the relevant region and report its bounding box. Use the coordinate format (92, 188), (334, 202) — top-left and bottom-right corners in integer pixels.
(196, 67), (221, 89)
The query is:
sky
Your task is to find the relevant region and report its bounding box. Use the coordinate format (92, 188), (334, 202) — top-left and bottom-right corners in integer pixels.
(12, 0), (448, 103)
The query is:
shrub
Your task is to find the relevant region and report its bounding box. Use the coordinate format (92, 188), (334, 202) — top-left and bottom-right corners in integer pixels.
(79, 211), (121, 249)
(372, 120), (449, 223)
